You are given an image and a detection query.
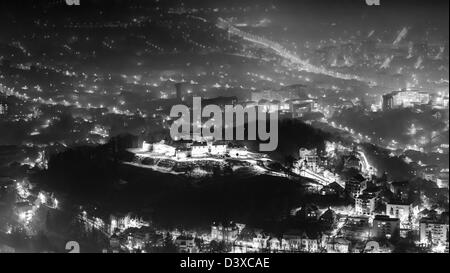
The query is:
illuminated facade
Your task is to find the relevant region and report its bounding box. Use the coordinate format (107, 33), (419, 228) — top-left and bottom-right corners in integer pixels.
(372, 215), (400, 239)
(355, 193), (376, 216)
(209, 142), (227, 155)
(175, 235), (199, 253)
(142, 141), (151, 151)
(152, 142), (176, 156)
(0, 102), (7, 116)
(191, 142), (209, 157)
(109, 214), (150, 234)
(419, 215), (449, 247)
(431, 93), (450, 108)
(267, 237), (289, 252)
(211, 222), (239, 243)
(298, 148), (320, 172)
(282, 230), (324, 253)
(386, 202), (413, 229)
(382, 90), (430, 111)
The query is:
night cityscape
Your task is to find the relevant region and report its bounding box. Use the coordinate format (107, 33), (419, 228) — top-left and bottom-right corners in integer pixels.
(0, 0), (449, 256)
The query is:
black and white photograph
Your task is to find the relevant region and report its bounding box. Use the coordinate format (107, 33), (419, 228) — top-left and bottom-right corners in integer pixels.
(0, 0), (448, 263)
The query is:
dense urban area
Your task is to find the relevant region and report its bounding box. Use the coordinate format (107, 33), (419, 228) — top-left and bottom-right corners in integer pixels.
(0, 0), (448, 253)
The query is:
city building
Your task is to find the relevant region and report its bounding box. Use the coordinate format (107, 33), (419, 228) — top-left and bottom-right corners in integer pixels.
(267, 237), (289, 252)
(293, 149), (336, 185)
(109, 234), (121, 251)
(203, 96), (238, 109)
(326, 237), (350, 253)
(355, 193), (376, 216)
(142, 141), (151, 152)
(345, 175), (366, 198)
(109, 213), (150, 234)
(291, 100), (318, 118)
(134, 139), (231, 160)
(174, 235), (199, 253)
(386, 202), (413, 228)
(282, 230), (324, 253)
(191, 142), (209, 157)
(175, 147), (190, 159)
(251, 89), (302, 103)
(389, 181), (410, 202)
(298, 148), (320, 172)
(419, 213), (449, 248)
(320, 182), (345, 197)
(342, 216), (371, 241)
(382, 89), (430, 111)
(319, 208), (338, 228)
(233, 228), (269, 253)
(255, 99), (282, 113)
(228, 148), (249, 158)
(152, 141), (176, 156)
(211, 222), (240, 243)
(174, 82), (197, 101)
(250, 88), (315, 116)
(210, 141), (228, 155)
(0, 101), (7, 116)
(436, 171), (449, 189)
(372, 215), (400, 239)
(344, 154), (362, 171)
(430, 93), (450, 109)
(125, 229), (149, 251)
